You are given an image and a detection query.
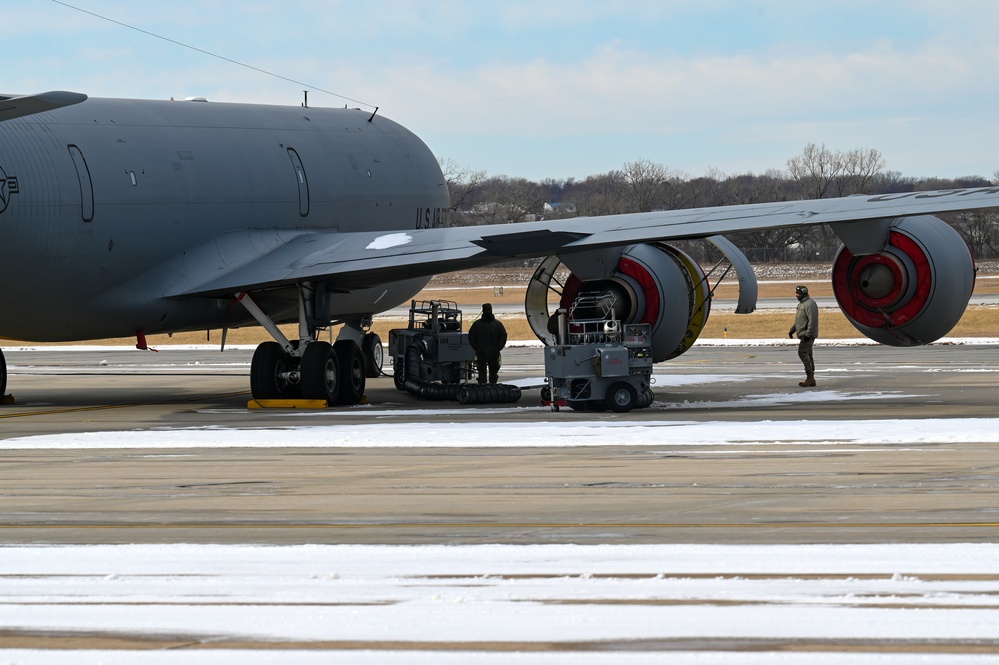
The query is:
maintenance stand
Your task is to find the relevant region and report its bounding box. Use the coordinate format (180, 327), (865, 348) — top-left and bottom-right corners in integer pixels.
(543, 292), (655, 412)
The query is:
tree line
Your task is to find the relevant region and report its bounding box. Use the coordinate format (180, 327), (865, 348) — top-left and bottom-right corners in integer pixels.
(441, 143), (999, 262)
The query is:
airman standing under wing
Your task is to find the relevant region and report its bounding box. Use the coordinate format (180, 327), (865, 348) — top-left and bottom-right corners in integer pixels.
(789, 285), (819, 387)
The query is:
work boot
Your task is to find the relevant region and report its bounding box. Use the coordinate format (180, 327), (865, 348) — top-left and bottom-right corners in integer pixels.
(798, 374), (816, 387)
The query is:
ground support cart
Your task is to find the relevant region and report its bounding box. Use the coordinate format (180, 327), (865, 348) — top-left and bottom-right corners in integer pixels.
(389, 300), (521, 403)
(543, 294), (655, 413)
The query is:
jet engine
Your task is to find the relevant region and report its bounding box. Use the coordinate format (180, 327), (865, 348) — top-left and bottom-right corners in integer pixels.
(832, 215), (975, 346)
(526, 240), (756, 362)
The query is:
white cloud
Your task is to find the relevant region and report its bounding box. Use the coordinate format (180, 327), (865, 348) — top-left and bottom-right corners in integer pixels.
(9, 2), (999, 179)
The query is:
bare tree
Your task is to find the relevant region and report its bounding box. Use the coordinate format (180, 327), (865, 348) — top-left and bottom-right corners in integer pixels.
(571, 171), (630, 216)
(622, 158), (667, 212)
(621, 158), (690, 212)
(787, 143), (842, 199)
(461, 176), (547, 225)
(954, 209), (999, 259)
(873, 170), (916, 194)
(787, 144), (886, 258)
(496, 177), (547, 223)
(717, 169), (793, 205)
(439, 157), (486, 215)
(833, 148), (885, 196)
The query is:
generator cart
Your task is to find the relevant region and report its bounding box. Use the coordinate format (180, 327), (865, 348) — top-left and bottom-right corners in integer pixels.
(543, 292), (655, 412)
(389, 299), (523, 403)
(389, 299), (474, 400)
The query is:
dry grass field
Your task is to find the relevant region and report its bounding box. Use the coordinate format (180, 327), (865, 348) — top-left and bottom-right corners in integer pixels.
(6, 262), (999, 346)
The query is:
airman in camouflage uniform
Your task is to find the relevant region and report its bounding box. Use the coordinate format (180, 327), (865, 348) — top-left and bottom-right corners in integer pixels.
(788, 285), (818, 387)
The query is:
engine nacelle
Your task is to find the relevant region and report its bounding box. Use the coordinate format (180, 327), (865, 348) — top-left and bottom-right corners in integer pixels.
(525, 243), (712, 362)
(832, 215), (975, 346)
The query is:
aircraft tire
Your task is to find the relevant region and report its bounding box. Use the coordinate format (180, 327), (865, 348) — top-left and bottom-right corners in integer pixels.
(251, 341), (297, 400)
(301, 341), (340, 403)
(0, 348), (6, 399)
(363, 332), (383, 378)
(606, 382), (637, 413)
(334, 339), (366, 405)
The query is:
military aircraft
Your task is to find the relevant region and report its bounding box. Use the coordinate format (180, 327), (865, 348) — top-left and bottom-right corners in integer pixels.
(2, 90), (998, 405)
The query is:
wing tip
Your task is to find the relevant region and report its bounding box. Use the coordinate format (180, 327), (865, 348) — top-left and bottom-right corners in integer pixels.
(0, 91), (88, 122)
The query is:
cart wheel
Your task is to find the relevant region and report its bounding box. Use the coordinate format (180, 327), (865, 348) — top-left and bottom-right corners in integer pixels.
(606, 382), (637, 413)
(640, 388), (655, 409)
(393, 358), (406, 390)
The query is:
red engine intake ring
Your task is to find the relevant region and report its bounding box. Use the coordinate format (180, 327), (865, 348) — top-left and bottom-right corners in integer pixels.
(560, 274), (583, 311)
(618, 256), (661, 326)
(559, 258), (662, 328)
(833, 230), (932, 329)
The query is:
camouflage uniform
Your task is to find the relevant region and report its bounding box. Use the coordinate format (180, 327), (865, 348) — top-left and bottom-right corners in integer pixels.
(788, 286), (819, 387)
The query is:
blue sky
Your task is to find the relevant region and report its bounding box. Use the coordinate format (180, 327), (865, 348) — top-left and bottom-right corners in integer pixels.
(8, 1), (999, 182)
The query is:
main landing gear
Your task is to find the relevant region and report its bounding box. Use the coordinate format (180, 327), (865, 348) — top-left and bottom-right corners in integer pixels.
(238, 285), (382, 406)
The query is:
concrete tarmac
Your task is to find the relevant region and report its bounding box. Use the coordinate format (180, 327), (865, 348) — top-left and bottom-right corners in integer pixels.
(2, 342), (999, 545)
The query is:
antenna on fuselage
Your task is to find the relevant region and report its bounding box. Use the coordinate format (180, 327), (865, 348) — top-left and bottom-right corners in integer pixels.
(302, 90), (308, 108)
(51, 1), (381, 112)
(368, 106), (379, 123)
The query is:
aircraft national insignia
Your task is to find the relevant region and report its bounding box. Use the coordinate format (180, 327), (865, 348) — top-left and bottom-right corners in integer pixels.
(0, 165), (18, 215)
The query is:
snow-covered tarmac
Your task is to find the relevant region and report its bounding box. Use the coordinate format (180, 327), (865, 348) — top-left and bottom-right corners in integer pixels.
(3, 342), (999, 662)
(4, 418), (999, 662)
(3, 543), (999, 663)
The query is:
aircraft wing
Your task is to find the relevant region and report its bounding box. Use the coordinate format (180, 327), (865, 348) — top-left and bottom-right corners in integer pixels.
(0, 91), (88, 122)
(171, 185), (999, 298)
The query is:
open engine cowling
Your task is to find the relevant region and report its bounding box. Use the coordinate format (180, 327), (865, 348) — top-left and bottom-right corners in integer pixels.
(526, 243), (713, 362)
(832, 215), (975, 346)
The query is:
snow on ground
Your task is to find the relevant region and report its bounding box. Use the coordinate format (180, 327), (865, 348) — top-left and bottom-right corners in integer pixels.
(2, 416), (999, 450)
(3, 419), (999, 663)
(4, 342), (999, 662)
(3, 543), (999, 664)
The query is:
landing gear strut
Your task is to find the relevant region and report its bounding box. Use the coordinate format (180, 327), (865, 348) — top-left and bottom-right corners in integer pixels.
(238, 285), (367, 406)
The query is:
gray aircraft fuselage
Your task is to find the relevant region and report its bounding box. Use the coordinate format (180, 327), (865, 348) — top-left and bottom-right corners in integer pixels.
(0, 97), (447, 341)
